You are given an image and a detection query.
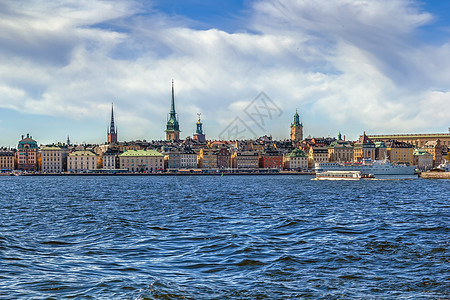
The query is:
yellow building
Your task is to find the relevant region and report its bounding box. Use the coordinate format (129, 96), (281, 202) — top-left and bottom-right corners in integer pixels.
(41, 145), (69, 173)
(308, 147), (329, 168)
(353, 132), (375, 162)
(119, 149), (164, 172)
(0, 150), (14, 171)
(385, 141), (415, 165)
(368, 130), (450, 148)
(197, 148), (217, 169)
(328, 133), (353, 162)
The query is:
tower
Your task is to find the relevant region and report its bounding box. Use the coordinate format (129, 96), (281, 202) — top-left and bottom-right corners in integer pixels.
(193, 113), (206, 143)
(165, 80), (180, 141)
(290, 109), (303, 142)
(107, 103), (118, 144)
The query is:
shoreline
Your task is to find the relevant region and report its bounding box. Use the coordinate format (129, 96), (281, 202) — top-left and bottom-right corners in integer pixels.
(11, 171), (315, 176)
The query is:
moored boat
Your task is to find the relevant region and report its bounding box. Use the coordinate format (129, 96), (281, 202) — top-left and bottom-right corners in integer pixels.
(315, 170), (373, 180)
(315, 159), (416, 175)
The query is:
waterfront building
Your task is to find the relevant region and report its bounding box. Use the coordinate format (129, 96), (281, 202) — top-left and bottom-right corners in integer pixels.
(283, 148), (308, 170)
(328, 133), (354, 162)
(67, 150), (98, 172)
(164, 150), (181, 170)
(0, 150), (14, 171)
(17, 134), (39, 171)
(107, 103), (118, 144)
(422, 139), (444, 167)
(198, 148), (217, 169)
(259, 150), (283, 169)
(290, 109), (303, 142)
(374, 141), (388, 160)
(368, 129), (450, 148)
(119, 149), (164, 172)
(231, 151), (259, 169)
(307, 146), (329, 168)
(385, 140), (415, 166)
(216, 147), (231, 169)
(353, 132), (375, 162)
(41, 145), (69, 173)
(165, 80), (181, 141)
(180, 149), (198, 169)
(193, 113), (206, 143)
(102, 148), (120, 169)
(413, 148), (433, 171)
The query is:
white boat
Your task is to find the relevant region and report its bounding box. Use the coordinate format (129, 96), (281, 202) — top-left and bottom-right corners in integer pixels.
(315, 159), (416, 175)
(315, 170), (371, 180)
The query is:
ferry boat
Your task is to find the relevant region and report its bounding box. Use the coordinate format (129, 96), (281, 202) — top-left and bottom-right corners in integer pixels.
(315, 159), (416, 175)
(315, 170), (372, 180)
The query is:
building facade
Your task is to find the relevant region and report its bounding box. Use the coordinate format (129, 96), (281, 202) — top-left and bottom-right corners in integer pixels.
(353, 132), (375, 162)
(413, 148), (433, 171)
(385, 140), (415, 166)
(41, 145), (69, 173)
(67, 150), (98, 172)
(368, 130), (450, 148)
(198, 148), (217, 169)
(180, 151), (198, 168)
(259, 150), (283, 169)
(216, 147), (231, 169)
(17, 134), (39, 171)
(284, 148), (308, 170)
(0, 150), (14, 171)
(119, 149), (164, 172)
(308, 146), (329, 168)
(231, 151), (259, 169)
(102, 149), (120, 169)
(328, 133), (353, 162)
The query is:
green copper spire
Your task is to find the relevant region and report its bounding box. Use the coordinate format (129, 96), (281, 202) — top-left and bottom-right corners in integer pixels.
(292, 109), (301, 126)
(170, 79), (176, 115)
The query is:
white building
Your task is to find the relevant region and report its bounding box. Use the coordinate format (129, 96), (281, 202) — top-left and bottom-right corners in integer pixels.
(283, 149), (308, 170)
(67, 150), (98, 172)
(180, 151), (197, 168)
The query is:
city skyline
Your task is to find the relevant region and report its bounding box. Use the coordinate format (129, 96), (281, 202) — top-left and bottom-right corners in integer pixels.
(1, 0), (450, 147)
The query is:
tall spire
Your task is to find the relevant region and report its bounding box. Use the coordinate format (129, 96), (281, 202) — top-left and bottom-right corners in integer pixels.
(165, 80), (180, 141)
(108, 103), (118, 143)
(170, 79), (176, 115)
(110, 103), (116, 135)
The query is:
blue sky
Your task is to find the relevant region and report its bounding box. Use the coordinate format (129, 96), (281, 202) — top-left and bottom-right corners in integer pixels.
(0, 0), (449, 147)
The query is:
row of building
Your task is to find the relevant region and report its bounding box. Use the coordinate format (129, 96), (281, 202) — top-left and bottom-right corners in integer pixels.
(1, 81), (449, 173)
(0, 129), (448, 173)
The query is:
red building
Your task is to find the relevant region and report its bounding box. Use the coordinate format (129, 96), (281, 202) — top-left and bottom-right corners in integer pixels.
(259, 150), (283, 169)
(216, 147), (231, 169)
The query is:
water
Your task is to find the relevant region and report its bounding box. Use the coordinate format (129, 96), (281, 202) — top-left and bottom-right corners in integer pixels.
(0, 175), (448, 299)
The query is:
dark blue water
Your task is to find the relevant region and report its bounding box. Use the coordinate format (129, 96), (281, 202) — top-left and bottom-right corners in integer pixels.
(0, 175), (448, 299)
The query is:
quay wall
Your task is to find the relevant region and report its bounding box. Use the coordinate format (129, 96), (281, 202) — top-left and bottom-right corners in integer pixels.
(419, 172), (450, 179)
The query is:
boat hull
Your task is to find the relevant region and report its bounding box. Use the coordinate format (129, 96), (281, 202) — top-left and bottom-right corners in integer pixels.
(315, 160), (416, 175)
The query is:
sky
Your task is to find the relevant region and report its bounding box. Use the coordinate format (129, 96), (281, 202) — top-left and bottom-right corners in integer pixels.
(0, 0), (449, 147)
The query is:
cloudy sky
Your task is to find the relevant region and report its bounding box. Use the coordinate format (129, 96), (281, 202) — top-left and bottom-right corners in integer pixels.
(0, 0), (449, 146)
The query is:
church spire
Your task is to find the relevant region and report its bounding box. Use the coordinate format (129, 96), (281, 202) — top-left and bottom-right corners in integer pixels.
(170, 79), (176, 116)
(107, 103), (118, 143)
(165, 80), (180, 141)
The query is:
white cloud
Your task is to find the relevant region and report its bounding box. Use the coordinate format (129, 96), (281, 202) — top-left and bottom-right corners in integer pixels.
(0, 0), (449, 146)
